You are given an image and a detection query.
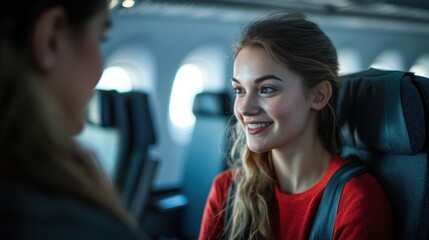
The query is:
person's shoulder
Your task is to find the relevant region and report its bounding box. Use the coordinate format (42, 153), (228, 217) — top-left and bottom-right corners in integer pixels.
(335, 162), (393, 238)
(342, 168), (390, 207)
(333, 155), (390, 203)
(0, 176), (145, 240)
(212, 169), (234, 190)
(348, 172), (382, 192)
(204, 169), (236, 215)
(333, 155), (383, 193)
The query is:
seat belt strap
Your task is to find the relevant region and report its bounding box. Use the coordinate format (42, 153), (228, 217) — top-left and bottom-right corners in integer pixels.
(309, 161), (366, 240)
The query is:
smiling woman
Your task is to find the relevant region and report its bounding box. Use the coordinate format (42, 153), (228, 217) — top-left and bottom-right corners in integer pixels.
(0, 0), (144, 239)
(199, 11), (393, 240)
(232, 47), (316, 154)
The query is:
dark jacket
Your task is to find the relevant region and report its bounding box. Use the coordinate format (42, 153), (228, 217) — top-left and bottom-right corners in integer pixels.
(0, 176), (147, 240)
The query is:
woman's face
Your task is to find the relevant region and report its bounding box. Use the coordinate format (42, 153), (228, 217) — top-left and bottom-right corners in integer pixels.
(40, 7), (110, 134)
(233, 46), (316, 153)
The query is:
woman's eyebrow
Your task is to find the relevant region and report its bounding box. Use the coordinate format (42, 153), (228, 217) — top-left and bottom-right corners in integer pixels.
(231, 74), (284, 84)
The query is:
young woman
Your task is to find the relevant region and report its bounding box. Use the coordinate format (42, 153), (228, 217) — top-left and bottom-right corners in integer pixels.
(199, 11), (393, 240)
(0, 1), (144, 239)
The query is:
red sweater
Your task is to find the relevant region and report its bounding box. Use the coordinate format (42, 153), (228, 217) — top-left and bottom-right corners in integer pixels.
(199, 154), (393, 240)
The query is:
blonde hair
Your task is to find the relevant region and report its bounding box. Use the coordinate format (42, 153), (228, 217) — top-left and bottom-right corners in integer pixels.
(226, 123), (277, 240)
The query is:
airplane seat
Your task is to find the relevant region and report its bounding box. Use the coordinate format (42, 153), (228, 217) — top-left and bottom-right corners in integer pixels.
(79, 90), (159, 221)
(337, 68), (429, 240)
(100, 90), (131, 186)
(121, 91), (159, 220)
(76, 89), (129, 181)
(146, 91), (232, 238)
(78, 90), (156, 238)
(180, 91), (233, 238)
(85, 89), (114, 127)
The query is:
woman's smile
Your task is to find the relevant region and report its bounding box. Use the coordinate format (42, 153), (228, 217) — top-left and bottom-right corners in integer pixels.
(246, 122), (274, 134)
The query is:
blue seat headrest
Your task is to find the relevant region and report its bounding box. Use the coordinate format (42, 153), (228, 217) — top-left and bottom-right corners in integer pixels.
(192, 92), (232, 117)
(337, 68), (426, 155)
(86, 90), (118, 127)
(123, 91), (157, 145)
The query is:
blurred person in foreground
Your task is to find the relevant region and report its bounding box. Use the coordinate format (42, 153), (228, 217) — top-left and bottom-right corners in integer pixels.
(0, 1), (145, 239)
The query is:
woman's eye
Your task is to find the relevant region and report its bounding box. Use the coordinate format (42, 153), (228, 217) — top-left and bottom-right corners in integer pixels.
(260, 86), (276, 94)
(233, 87), (245, 94)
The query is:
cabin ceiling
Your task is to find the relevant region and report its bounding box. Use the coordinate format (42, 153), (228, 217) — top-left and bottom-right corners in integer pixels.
(114, 0), (429, 27)
(213, 0), (429, 21)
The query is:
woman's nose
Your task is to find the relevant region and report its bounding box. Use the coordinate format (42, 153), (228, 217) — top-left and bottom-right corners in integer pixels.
(236, 94), (260, 116)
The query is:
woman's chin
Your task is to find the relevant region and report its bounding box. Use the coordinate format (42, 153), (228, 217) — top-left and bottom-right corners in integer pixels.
(247, 143), (270, 153)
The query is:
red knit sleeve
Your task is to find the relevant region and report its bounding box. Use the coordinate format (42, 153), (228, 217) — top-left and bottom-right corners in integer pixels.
(333, 173), (394, 240)
(199, 170), (233, 240)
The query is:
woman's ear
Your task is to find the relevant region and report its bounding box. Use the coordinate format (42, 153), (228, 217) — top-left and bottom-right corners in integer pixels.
(309, 80), (332, 110)
(32, 7), (67, 72)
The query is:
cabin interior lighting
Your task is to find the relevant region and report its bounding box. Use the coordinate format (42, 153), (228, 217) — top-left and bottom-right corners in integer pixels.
(122, 0), (135, 8)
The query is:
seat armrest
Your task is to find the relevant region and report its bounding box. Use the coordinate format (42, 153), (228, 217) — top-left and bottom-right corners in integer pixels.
(149, 194), (188, 212)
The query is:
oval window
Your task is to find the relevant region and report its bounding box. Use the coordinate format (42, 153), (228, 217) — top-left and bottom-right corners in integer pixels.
(169, 64), (204, 143)
(410, 54), (429, 78)
(370, 50), (404, 71)
(338, 49), (361, 75)
(96, 66), (133, 92)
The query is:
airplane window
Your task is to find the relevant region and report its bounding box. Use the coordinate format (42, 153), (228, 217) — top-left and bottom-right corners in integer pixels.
(96, 66), (134, 92)
(370, 50), (404, 71)
(410, 54), (429, 77)
(338, 49), (361, 75)
(169, 64), (204, 144)
(103, 46), (155, 92)
(168, 45), (226, 145)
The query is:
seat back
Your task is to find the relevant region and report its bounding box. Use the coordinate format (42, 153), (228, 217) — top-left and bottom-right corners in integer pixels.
(121, 91), (158, 219)
(181, 91), (232, 238)
(337, 68), (429, 240)
(77, 89), (129, 180)
(96, 90), (130, 184)
(79, 90), (159, 221)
